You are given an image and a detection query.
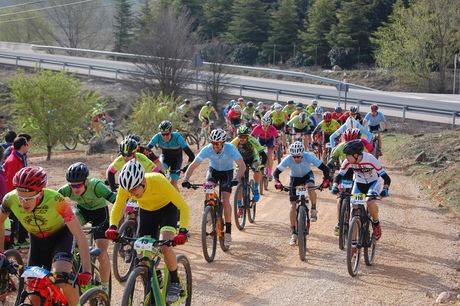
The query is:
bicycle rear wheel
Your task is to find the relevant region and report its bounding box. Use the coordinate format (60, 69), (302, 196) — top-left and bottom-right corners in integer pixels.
(247, 180), (256, 223)
(80, 287), (110, 306)
(175, 254), (192, 306)
(61, 135), (78, 150)
(297, 206), (308, 261)
(364, 223), (377, 266)
(201, 205), (217, 262)
(185, 133), (200, 151)
(121, 266), (150, 306)
(347, 216), (362, 277)
(4, 249), (24, 306)
(113, 219), (137, 282)
(233, 184), (247, 231)
(112, 129), (124, 144)
(338, 197), (350, 251)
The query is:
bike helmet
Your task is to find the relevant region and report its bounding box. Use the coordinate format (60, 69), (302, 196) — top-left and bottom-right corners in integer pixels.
(261, 116), (272, 126)
(312, 99), (318, 106)
(206, 101), (212, 106)
(289, 141), (305, 156)
(299, 112), (307, 123)
(343, 139), (364, 155)
(238, 97), (244, 102)
(126, 134), (141, 145)
(257, 101), (264, 107)
(229, 99), (236, 105)
(183, 98), (190, 104)
(334, 106), (343, 113)
(119, 138), (138, 156)
(159, 120), (172, 133)
(274, 103), (282, 111)
(296, 102), (304, 109)
(232, 105), (241, 112)
(118, 160), (144, 190)
(287, 99), (294, 105)
(315, 106), (324, 115)
(350, 106), (358, 114)
(66, 162), (89, 183)
(370, 104), (378, 112)
(323, 111), (332, 122)
(247, 101), (254, 107)
(209, 129), (227, 142)
(237, 125), (250, 136)
(13, 166), (47, 192)
(343, 128), (361, 141)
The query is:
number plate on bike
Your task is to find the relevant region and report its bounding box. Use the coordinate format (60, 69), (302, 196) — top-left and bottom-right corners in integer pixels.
(22, 266), (49, 279)
(134, 237), (156, 252)
(203, 186), (215, 194)
(350, 194), (366, 205)
(296, 186), (307, 196)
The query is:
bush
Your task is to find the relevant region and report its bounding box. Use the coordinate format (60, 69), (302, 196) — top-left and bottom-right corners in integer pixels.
(328, 47), (354, 69)
(230, 43), (259, 65)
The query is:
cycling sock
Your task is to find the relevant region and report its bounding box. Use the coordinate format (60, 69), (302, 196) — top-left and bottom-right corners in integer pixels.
(291, 226), (296, 234)
(372, 220), (380, 225)
(311, 204), (317, 210)
(169, 269), (179, 283)
(225, 222), (232, 234)
(101, 282), (109, 292)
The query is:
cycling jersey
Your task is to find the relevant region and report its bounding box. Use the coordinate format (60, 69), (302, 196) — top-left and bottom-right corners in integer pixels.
(329, 117), (373, 148)
(313, 119), (340, 135)
(287, 115), (311, 130)
(147, 132), (188, 156)
(108, 152), (154, 173)
(199, 105), (216, 120)
(337, 152), (387, 184)
(309, 114), (322, 128)
(277, 152), (322, 178)
(230, 135), (263, 161)
(306, 105), (316, 115)
(282, 105), (296, 115)
(251, 124), (278, 140)
(226, 109), (241, 121)
(58, 178), (116, 210)
(241, 106), (256, 122)
(110, 173), (190, 228)
(195, 143), (243, 171)
(1, 189), (75, 238)
(177, 103), (191, 115)
(269, 111), (288, 125)
(330, 139), (374, 165)
(364, 111), (386, 127)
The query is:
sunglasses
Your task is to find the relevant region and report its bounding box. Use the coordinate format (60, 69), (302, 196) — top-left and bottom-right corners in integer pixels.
(122, 153), (134, 158)
(161, 132), (171, 137)
(238, 135), (248, 140)
(211, 141), (223, 146)
(18, 192), (41, 202)
(70, 182), (85, 189)
(293, 155), (303, 159)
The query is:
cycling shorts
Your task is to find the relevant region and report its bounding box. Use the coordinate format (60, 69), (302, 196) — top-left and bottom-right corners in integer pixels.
(369, 125), (380, 132)
(351, 180), (381, 198)
(76, 206), (109, 240)
(294, 127), (310, 134)
(206, 168), (234, 193)
(258, 138), (275, 148)
(230, 118), (241, 126)
(138, 203), (178, 239)
(163, 155), (183, 181)
(273, 123), (285, 131)
(288, 171), (315, 202)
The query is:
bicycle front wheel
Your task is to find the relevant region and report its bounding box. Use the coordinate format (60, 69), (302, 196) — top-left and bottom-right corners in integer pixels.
(297, 206), (308, 261)
(113, 219), (137, 282)
(4, 249), (24, 306)
(247, 180), (256, 223)
(201, 205), (217, 262)
(364, 222), (377, 266)
(80, 287), (110, 306)
(233, 184), (247, 231)
(185, 133), (200, 151)
(62, 135), (78, 150)
(347, 216), (362, 277)
(121, 266), (150, 306)
(175, 254), (193, 306)
(338, 197), (350, 251)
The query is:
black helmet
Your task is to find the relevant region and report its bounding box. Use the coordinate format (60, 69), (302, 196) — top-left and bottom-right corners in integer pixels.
(126, 134), (141, 145)
(159, 120), (172, 132)
(343, 139), (364, 155)
(119, 138), (138, 157)
(335, 106), (342, 113)
(184, 98), (190, 104)
(287, 100), (294, 105)
(66, 162), (89, 183)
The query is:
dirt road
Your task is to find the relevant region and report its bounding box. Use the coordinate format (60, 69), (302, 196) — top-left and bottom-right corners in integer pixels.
(32, 151), (459, 305)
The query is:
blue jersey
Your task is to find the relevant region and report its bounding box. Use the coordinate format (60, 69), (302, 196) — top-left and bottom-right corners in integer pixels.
(147, 132), (188, 156)
(329, 117), (373, 148)
(277, 152), (322, 178)
(195, 143), (243, 171)
(364, 111), (386, 126)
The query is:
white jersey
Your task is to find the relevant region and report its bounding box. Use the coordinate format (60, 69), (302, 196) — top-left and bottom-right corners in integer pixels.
(338, 152), (386, 184)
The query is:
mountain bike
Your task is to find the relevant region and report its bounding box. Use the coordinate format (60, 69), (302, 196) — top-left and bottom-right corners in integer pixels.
(337, 179), (353, 250)
(120, 236), (192, 306)
(197, 120), (214, 147)
(178, 119), (200, 151)
(371, 130), (382, 159)
(0, 249), (24, 305)
(275, 134), (284, 164)
(233, 166), (257, 230)
(346, 193), (378, 277)
(280, 184), (323, 261)
(184, 182), (230, 262)
(311, 133), (323, 161)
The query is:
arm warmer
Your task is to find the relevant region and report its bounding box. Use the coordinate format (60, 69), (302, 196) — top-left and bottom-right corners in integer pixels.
(273, 168), (282, 181)
(183, 146), (195, 163)
(380, 173), (391, 187)
(318, 163), (331, 179)
(107, 171), (117, 191)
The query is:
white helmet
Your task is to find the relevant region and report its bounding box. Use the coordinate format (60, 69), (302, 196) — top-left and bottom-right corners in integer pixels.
(232, 105), (241, 112)
(119, 160), (144, 190)
(209, 129), (227, 142)
(257, 101), (264, 107)
(315, 106), (324, 115)
(261, 116), (271, 126)
(274, 103), (282, 111)
(289, 141), (305, 156)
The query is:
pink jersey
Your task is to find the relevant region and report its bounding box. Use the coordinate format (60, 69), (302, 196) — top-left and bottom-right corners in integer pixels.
(251, 124), (278, 140)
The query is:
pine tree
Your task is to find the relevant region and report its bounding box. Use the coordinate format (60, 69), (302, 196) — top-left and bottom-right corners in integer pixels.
(263, 0), (300, 63)
(136, 0), (154, 34)
(367, 0), (396, 32)
(200, 0), (234, 40)
(113, 0), (134, 52)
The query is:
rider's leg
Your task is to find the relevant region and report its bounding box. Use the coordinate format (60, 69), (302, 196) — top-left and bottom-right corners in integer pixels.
(53, 260), (79, 306)
(267, 147), (274, 177)
(96, 238), (111, 284)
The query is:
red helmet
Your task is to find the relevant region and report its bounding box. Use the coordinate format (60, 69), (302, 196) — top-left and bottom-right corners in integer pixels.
(343, 128), (361, 141)
(323, 111), (332, 122)
(370, 104), (378, 112)
(13, 166), (47, 192)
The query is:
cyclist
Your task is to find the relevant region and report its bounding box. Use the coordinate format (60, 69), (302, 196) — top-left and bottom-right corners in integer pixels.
(177, 98), (193, 122)
(90, 105), (113, 136)
(363, 104), (388, 156)
(126, 134), (161, 164)
(105, 160), (190, 303)
(199, 101), (219, 127)
(107, 137), (156, 191)
(58, 162), (114, 293)
(0, 166), (91, 306)
(231, 126), (268, 211)
(237, 97), (246, 109)
(306, 99), (318, 115)
(309, 106), (324, 128)
(332, 106), (344, 123)
(223, 99), (236, 118)
(255, 101), (268, 120)
(273, 142), (331, 245)
(287, 112), (312, 149)
(289, 102), (305, 120)
(147, 120), (195, 190)
(327, 128), (373, 236)
(329, 107), (373, 149)
(282, 100), (296, 116)
(242, 101), (257, 126)
(267, 103), (289, 153)
(331, 140), (391, 241)
(251, 117), (279, 181)
(311, 112), (341, 162)
(226, 104), (242, 137)
(338, 105), (363, 124)
(182, 129), (246, 245)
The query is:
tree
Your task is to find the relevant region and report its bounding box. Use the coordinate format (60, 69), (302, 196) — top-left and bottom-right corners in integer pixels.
(367, 0), (396, 33)
(9, 70), (99, 160)
(199, 0), (234, 40)
(299, 0), (337, 67)
(0, 9), (52, 44)
(373, 0), (460, 92)
(263, 0), (300, 63)
(113, 0), (135, 52)
(225, 0), (270, 49)
(130, 5), (196, 96)
(136, 0), (154, 33)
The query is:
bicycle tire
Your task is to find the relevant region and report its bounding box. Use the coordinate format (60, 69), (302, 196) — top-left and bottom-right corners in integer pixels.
(338, 197), (350, 251)
(276, 145), (282, 164)
(90, 261), (112, 299)
(297, 206), (308, 261)
(112, 129), (124, 144)
(218, 214), (230, 252)
(62, 135), (78, 150)
(233, 184), (247, 231)
(364, 223), (377, 266)
(347, 216), (362, 277)
(80, 287), (110, 306)
(121, 266), (150, 306)
(259, 176), (265, 195)
(263, 174), (268, 191)
(113, 219), (137, 282)
(201, 205), (217, 262)
(175, 254), (193, 306)
(4, 249), (24, 306)
(18, 291), (44, 306)
(185, 133), (200, 151)
(247, 180), (256, 223)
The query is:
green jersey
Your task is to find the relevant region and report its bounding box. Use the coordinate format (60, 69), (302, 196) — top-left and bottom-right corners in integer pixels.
(287, 114), (312, 130)
(58, 178), (116, 211)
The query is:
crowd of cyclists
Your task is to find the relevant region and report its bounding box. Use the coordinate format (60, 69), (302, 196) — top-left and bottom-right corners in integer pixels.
(0, 96), (390, 305)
